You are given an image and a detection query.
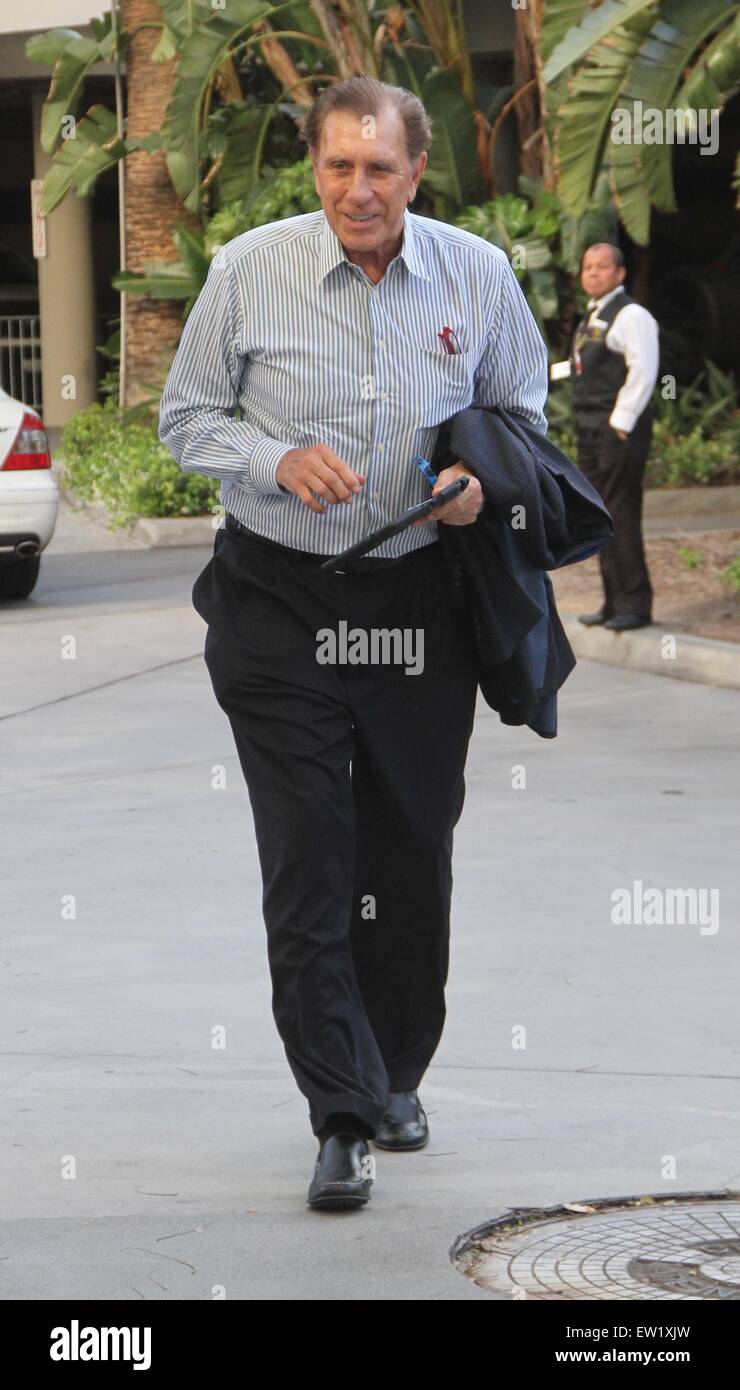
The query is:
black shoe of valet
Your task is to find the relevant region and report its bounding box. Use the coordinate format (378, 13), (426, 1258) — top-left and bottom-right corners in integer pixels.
(307, 1134), (373, 1210)
(578, 607), (612, 626)
(604, 612), (652, 631)
(373, 1090), (429, 1150)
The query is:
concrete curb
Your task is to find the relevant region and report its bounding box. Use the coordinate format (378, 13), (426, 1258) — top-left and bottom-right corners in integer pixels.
(562, 612), (740, 690)
(57, 479), (219, 547)
(130, 515), (219, 547)
(643, 483), (740, 519)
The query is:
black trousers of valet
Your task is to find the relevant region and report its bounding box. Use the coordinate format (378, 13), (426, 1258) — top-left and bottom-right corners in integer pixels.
(575, 410), (653, 620)
(191, 516), (479, 1138)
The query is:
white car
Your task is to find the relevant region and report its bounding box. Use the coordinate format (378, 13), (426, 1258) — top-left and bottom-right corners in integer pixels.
(0, 387), (58, 598)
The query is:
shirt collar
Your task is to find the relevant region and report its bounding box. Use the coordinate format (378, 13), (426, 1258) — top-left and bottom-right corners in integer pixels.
(587, 286), (625, 312)
(316, 207), (431, 284)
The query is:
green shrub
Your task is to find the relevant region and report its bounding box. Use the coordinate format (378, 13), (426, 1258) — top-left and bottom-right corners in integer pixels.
(645, 416), (740, 487)
(454, 175), (614, 357)
(720, 557), (740, 592)
(652, 360), (738, 435)
(205, 157), (321, 257)
(58, 401), (220, 529)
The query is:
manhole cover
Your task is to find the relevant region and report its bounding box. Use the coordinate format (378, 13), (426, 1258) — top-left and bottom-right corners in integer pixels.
(453, 1192), (740, 1299)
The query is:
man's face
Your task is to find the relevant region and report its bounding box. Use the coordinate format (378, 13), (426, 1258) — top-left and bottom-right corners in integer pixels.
(310, 106), (427, 268)
(581, 246), (625, 300)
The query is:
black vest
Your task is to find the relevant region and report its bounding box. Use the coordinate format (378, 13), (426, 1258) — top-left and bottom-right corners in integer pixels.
(570, 289), (647, 430)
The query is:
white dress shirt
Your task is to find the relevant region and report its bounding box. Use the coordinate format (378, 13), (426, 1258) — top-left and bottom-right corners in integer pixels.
(586, 286), (660, 433)
(158, 208), (549, 557)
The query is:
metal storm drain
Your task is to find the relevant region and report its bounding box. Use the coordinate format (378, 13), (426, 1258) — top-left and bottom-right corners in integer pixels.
(452, 1192), (740, 1299)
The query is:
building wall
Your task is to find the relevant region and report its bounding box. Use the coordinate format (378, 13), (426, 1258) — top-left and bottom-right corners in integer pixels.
(0, 3), (100, 38)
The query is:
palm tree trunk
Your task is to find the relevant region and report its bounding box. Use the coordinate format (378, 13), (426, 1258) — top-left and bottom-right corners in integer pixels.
(120, 0), (189, 406)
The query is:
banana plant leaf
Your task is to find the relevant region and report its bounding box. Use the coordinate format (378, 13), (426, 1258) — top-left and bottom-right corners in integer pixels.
(261, 1), (327, 67)
(151, 22), (179, 63)
(613, 0), (737, 217)
(512, 237), (554, 273)
(381, 33), (437, 94)
(166, 148), (205, 212)
(161, 2), (274, 158)
(676, 7), (740, 110)
(544, 0), (740, 244)
(527, 269), (560, 327)
(414, 69), (486, 209)
(37, 105), (126, 214)
(113, 264), (194, 297)
(552, 8), (656, 224)
(26, 21), (117, 153)
(559, 8), (656, 219)
(206, 102), (274, 206)
(153, 0), (213, 39)
(161, 0), (327, 211)
(538, 4), (577, 150)
(542, 0), (663, 83)
(172, 222), (210, 284)
(155, 0), (323, 64)
(540, 1), (597, 62)
(112, 223), (210, 315)
(113, 262), (202, 315)
(557, 171), (617, 273)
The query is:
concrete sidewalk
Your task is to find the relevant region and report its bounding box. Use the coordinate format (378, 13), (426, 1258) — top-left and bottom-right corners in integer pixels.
(2, 523), (739, 1300)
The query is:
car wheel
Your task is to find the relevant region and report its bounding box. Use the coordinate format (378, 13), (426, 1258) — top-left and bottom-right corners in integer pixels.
(0, 555), (41, 598)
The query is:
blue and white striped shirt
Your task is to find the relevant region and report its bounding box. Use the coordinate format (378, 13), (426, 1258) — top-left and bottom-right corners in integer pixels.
(158, 207), (549, 557)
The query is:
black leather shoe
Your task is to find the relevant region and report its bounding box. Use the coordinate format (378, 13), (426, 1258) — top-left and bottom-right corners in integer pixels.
(373, 1090), (429, 1150)
(307, 1134), (373, 1210)
(578, 608), (612, 626)
(604, 613), (652, 631)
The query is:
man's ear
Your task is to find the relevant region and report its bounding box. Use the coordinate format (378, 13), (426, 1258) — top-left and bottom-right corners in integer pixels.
(408, 150), (427, 201)
(309, 148), (320, 192)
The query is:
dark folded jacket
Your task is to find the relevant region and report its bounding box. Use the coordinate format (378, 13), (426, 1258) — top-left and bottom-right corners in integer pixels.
(430, 404), (614, 738)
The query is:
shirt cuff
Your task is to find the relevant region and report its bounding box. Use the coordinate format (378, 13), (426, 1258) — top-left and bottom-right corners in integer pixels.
(609, 405), (637, 433)
(242, 434), (292, 494)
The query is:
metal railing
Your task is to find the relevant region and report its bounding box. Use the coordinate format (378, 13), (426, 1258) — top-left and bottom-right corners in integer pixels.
(0, 316), (42, 411)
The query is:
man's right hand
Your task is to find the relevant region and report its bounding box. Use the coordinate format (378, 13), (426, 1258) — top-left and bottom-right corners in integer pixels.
(276, 444), (366, 514)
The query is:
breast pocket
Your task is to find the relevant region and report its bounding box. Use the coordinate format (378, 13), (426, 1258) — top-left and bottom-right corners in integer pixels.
(404, 347), (477, 427)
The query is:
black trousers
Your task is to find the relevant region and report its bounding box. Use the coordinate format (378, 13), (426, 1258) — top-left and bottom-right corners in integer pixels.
(576, 412), (653, 619)
(191, 521), (479, 1137)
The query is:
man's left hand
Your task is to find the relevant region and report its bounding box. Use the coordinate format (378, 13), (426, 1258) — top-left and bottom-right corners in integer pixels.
(413, 461), (484, 526)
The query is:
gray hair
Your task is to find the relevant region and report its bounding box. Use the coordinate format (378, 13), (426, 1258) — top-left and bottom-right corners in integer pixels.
(298, 75), (432, 167)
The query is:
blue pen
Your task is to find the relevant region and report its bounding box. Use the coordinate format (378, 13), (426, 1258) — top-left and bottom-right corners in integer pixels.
(413, 455), (438, 487)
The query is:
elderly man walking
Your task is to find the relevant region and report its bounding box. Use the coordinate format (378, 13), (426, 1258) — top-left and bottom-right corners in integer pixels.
(159, 76), (548, 1209)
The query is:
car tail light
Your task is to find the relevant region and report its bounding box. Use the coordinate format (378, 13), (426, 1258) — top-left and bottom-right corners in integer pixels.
(2, 411), (51, 470)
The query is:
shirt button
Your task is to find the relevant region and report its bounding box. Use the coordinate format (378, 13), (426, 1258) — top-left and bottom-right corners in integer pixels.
(379, 391), (388, 401)
(377, 441), (385, 451)
(377, 340), (385, 349)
